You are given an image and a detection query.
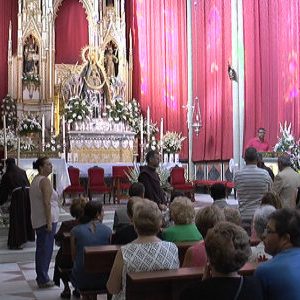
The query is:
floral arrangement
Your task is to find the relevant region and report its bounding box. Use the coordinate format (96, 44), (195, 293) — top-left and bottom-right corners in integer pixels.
(22, 73), (40, 86)
(274, 122), (300, 171)
(126, 99), (142, 131)
(1, 95), (17, 127)
(125, 164), (171, 190)
(45, 135), (62, 152)
(145, 136), (160, 152)
(18, 116), (41, 135)
(0, 128), (17, 149)
(106, 98), (128, 123)
(20, 138), (36, 151)
(65, 96), (91, 123)
(162, 131), (186, 153)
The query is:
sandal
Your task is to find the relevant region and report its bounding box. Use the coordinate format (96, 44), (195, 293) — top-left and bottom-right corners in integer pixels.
(73, 289), (80, 298)
(60, 290), (71, 299)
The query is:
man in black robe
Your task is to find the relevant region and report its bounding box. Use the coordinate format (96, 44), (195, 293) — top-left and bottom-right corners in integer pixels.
(0, 158), (34, 249)
(138, 150), (167, 210)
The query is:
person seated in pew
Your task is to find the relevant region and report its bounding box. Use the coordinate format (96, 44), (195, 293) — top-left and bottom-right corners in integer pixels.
(162, 196), (202, 242)
(255, 208), (300, 300)
(53, 197), (87, 299)
(249, 205), (275, 263)
(211, 183), (229, 209)
(113, 182), (145, 232)
(112, 197), (143, 245)
(223, 207), (241, 226)
(183, 205), (225, 267)
(260, 191), (282, 209)
(181, 222), (264, 300)
(70, 201), (112, 296)
(107, 199), (179, 300)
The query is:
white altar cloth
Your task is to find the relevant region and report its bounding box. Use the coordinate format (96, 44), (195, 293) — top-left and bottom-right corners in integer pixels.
(19, 158), (70, 196)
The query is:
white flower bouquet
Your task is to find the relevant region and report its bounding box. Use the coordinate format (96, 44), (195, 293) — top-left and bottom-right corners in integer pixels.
(1, 95), (17, 127)
(0, 128), (17, 149)
(22, 73), (40, 86)
(162, 131), (186, 153)
(65, 96), (91, 123)
(45, 135), (62, 152)
(18, 116), (42, 135)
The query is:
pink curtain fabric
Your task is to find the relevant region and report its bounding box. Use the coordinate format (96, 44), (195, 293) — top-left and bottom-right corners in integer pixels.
(55, 0), (89, 64)
(127, 0), (189, 159)
(243, 0), (300, 150)
(192, 0), (233, 161)
(0, 0), (18, 101)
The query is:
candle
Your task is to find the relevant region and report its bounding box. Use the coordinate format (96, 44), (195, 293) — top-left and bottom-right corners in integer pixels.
(42, 114), (45, 151)
(3, 116), (7, 159)
(62, 115), (66, 157)
(160, 118), (164, 158)
(51, 103), (54, 134)
(147, 106), (150, 144)
(17, 138), (20, 166)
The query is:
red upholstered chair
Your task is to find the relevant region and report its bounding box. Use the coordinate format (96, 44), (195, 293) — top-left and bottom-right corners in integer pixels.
(112, 166), (133, 204)
(87, 167), (111, 203)
(170, 167), (194, 201)
(63, 166), (85, 205)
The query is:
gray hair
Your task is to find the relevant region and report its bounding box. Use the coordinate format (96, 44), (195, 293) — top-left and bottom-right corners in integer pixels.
(278, 155), (292, 167)
(253, 205), (276, 239)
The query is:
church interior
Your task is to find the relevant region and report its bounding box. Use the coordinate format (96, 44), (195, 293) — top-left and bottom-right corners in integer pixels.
(1, 0), (300, 299)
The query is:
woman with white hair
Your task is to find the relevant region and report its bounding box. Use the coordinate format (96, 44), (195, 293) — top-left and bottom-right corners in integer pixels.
(249, 205), (275, 262)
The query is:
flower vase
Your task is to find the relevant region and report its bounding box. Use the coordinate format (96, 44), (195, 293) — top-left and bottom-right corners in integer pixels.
(175, 153), (179, 163)
(168, 153), (174, 163)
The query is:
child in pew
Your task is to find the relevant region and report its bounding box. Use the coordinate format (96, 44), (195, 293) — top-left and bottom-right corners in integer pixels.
(70, 201), (112, 296)
(53, 197), (87, 299)
(181, 222), (264, 300)
(107, 199), (179, 300)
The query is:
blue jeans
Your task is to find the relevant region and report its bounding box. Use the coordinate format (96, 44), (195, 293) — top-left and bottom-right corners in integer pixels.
(35, 223), (57, 284)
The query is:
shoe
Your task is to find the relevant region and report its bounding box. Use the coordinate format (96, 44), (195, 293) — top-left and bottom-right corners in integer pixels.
(9, 246), (23, 250)
(60, 289), (71, 299)
(38, 280), (55, 288)
(72, 289), (80, 298)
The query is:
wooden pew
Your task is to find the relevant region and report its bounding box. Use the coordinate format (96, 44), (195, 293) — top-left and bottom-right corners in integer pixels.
(175, 241), (197, 266)
(126, 262), (258, 300)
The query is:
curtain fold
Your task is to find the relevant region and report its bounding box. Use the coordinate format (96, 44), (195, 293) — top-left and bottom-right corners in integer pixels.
(0, 0), (18, 102)
(192, 0), (233, 161)
(243, 0), (300, 150)
(127, 0), (188, 159)
(55, 0), (89, 64)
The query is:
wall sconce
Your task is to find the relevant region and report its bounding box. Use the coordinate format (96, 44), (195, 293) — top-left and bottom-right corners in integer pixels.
(192, 96), (202, 136)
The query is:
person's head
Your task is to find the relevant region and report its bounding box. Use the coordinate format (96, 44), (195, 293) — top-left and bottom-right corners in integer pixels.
(170, 190), (185, 203)
(210, 183), (226, 200)
(244, 147), (258, 164)
(145, 150), (160, 168)
(195, 205), (225, 238)
(263, 208), (300, 256)
(223, 207), (241, 226)
(170, 196), (195, 225)
(70, 197), (88, 220)
(127, 196), (143, 220)
(80, 201), (103, 224)
(278, 154), (292, 171)
(205, 222), (251, 274)
(5, 158), (16, 172)
(129, 182), (145, 198)
(257, 128), (266, 141)
(32, 157), (52, 176)
(261, 191), (282, 209)
(253, 205), (276, 240)
(257, 152), (264, 168)
(133, 198), (162, 236)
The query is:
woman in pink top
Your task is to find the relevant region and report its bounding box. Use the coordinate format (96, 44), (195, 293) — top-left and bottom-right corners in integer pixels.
(183, 205), (225, 267)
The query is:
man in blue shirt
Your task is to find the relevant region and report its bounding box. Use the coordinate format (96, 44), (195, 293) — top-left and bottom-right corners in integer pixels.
(255, 208), (300, 300)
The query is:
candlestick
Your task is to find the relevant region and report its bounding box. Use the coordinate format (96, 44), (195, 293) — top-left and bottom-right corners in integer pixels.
(160, 117), (164, 158)
(140, 115), (143, 162)
(17, 138), (20, 166)
(3, 116), (7, 159)
(147, 106), (150, 144)
(42, 114), (45, 151)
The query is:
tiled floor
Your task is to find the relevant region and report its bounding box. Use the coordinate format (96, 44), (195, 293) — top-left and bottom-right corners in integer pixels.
(0, 261), (107, 300)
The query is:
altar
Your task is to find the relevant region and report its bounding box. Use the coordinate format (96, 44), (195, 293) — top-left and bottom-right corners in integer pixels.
(68, 129), (136, 163)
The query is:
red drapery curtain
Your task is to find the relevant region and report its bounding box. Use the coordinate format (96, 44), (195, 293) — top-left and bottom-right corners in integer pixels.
(127, 0), (188, 159)
(243, 0), (300, 150)
(192, 0), (233, 161)
(55, 0), (89, 64)
(0, 0), (18, 102)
